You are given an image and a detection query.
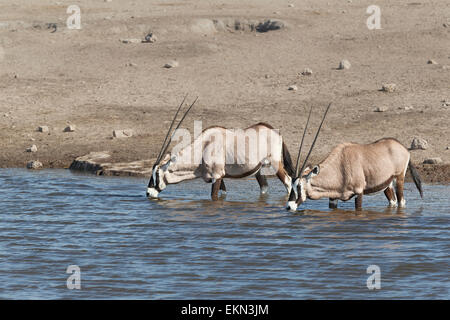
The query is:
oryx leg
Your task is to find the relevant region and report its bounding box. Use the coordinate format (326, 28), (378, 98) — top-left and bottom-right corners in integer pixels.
(255, 171), (269, 194)
(395, 175), (406, 208)
(211, 178), (223, 201)
(384, 182), (397, 207)
(355, 194), (363, 210)
(220, 180), (226, 193)
(275, 164), (292, 194)
(329, 199), (338, 209)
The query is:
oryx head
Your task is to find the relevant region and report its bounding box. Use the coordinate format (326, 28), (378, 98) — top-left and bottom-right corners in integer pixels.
(286, 102), (332, 211)
(147, 95), (197, 199)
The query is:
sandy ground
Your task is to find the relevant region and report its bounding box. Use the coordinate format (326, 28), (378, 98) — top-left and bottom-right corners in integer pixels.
(0, 0), (449, 181)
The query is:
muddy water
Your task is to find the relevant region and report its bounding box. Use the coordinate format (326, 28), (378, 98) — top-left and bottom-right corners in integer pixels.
(0, 169), (448, 299)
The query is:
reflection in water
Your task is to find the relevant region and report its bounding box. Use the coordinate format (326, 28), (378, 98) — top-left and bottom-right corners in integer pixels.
(0, 169), (448, 299)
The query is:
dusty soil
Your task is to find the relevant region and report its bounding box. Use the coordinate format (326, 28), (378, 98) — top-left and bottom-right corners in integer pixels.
(0, 0), (449, 182)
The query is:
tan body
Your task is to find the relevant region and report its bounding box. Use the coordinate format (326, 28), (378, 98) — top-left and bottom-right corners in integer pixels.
(148, 123), (294, 200)
(287, 138), (423, 210)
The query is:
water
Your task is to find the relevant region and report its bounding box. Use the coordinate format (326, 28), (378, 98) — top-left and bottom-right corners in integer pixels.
(0, 169), (448, 299)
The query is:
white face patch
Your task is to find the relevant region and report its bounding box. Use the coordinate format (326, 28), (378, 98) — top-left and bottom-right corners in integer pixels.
(300, 179), (307, 202)
(292, 178), (299, 199)
(286, 201), (298, 211)
(147, 187), (159, 198)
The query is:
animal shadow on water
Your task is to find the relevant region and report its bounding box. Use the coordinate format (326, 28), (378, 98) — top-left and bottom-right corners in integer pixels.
(295, 206), (409, 221)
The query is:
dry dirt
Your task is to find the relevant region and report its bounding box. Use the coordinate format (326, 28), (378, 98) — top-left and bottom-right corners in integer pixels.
(0, 0), (449, 182)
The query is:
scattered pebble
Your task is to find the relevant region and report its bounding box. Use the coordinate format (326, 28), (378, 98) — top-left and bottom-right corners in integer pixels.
(143, 33), (157, 43)
(38, 126), (49, 133)
(126, 62), (137, 67)
(164, 60), (179, 68)
(381, 83), (396, 93)
(338, 59), (351, 70)
(374, 106), (388, 112)
(442, 99), (449, 107)
(288, 85), (298, 91)
(27, 145), (38, 153)
(301, 68), (313, 76)
(423, 157), (442, 164)
(288, 4), (294, 7)
(410, 137), (428, 150)
(427, 59), (437, 65)
(113, 129), (133, 138)
(27, 160), (43, 170)
(64, 125), (76, 132)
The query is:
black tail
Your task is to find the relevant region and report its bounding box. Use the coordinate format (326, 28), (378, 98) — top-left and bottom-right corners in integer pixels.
(408, 161), (423, 198)
(282, 141), (295, 177)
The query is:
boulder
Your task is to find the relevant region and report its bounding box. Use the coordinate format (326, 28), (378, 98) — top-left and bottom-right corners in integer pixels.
(27, 160), (43, 169)
(410, 137), (428, 150)
(113, 129), (133, 138)
(423, 158), (442, 164)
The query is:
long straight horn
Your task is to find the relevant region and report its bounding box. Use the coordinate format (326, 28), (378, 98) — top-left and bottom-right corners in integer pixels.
(294, 105), (313, 177)
(156, 94), (188, 164)
(159, 96), (199, 158)
(298, 102), (332, 176)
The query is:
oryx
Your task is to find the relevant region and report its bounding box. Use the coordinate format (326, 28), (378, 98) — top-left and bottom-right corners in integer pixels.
(147, 97), (295, 200)
(286, 103), (423, 211)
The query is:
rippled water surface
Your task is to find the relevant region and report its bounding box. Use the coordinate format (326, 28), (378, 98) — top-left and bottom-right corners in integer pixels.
(0, 169), (448, 299)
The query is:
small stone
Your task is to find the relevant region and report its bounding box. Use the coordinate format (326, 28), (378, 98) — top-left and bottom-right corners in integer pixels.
(338, 59), (351, 70)
(164, 60), (179, 68)
(374, 106), (388, 112)
(113, 129), (133, 138)
(301, 68), (313, 76)
(27, 160), (43, 170)
(423, 157), (442, 164)
(442, 99), (449, 107)
(288, 4), (294, 7)
(403, 105), (414, 111)
(38, 126), (49, 133)
(143, 33), (157, 43)
(27, 145), (38, 153)
(288, 85), (298, 91)
(381, 83), (396, 92)
(410, 137), (428, 150)
(427, 59), (437, 64)
(120, 38), (141, 44)
(126, 62), (137, 67)
(64, 125), (76, 132)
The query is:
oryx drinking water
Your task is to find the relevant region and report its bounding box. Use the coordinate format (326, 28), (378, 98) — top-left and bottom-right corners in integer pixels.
(286, 103), (423, 211)
(147, 97), (295, 200)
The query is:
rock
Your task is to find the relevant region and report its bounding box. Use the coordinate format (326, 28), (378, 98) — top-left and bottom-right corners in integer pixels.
(301, 68), (313, 76)
(338, 59), (351, 70)
(69, 151), (154, 177)
(423, 158), (442, 164)
(126, 62), (137, 67)
(104, 0), (112, 2)
(381, 83), (396, 92)
(410, 137), (428, 150)
(27, 160), (43, 170)
(442, 99), (449, 107)
(427, 59), (437, 64)
(288, 85), (298, 91)
(288, 4), (294, 7)
(64, 125), (76, 132)
(113, 129), (133, 138)
(143, 33), (157, 43)
(27, 145), (38, 153)
(256, 19), (285, 32)
(374, 106), (388, 112)
(120, 38), (141, 44)
(164, 60), (179, 68)
(403, 105), (414, 111)
(38, 126), (49, 133)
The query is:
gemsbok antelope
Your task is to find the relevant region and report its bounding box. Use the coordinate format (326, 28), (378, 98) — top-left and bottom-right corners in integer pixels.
(147, 96), (295, 200)
(286, 103), (424, 211)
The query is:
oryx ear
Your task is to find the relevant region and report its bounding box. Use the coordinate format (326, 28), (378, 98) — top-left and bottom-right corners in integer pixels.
(306, 165), (320, 180)
(170, 154), (177, 163)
